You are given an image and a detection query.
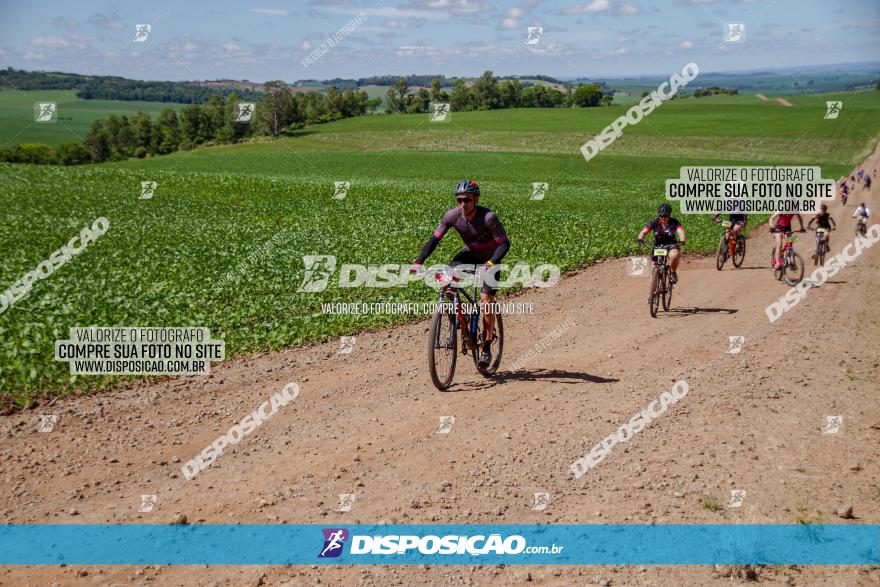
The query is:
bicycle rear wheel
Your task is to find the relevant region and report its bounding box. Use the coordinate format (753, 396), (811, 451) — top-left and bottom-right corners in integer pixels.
(427, 305), (458, 390)
(649, 267), (661, 318)
(782, 251), (805, 286)
(733, 236), (746, 268)
(475, 312), (504, 377)
(715, 236), (727, 271)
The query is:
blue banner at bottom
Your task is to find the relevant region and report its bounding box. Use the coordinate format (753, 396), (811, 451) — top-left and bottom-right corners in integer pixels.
(0, 524), (877, 565)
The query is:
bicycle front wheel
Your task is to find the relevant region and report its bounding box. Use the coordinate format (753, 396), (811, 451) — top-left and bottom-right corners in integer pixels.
(662, 270), (673, 311)
(715, 236), (727, 271)
(782, 251), (805, 286)
(427, 305), (458, 390)
(649, 267), (661, 318)
(733, 236), (746, 268)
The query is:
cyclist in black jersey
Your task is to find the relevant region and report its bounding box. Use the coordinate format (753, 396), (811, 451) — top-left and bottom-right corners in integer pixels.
(637, 203), (686, 284)
(807, 204), (836, 256)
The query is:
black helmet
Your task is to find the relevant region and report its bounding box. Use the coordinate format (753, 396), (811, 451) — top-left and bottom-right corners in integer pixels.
(658, 203), (672, 216)
(820, 204), (828, 211)
(455, 179), (480, 197)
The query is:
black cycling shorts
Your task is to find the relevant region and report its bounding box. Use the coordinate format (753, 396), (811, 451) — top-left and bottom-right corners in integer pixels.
(449, 249), (500, 296)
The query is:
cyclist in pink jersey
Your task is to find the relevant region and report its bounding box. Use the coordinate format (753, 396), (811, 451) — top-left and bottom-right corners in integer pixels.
(769, 212), (805, 269)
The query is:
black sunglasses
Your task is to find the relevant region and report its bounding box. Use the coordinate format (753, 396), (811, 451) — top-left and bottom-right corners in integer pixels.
(456, 197), (473, 204)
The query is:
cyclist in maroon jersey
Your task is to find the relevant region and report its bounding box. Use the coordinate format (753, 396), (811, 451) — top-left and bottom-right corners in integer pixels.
(412, 180), (510, 369)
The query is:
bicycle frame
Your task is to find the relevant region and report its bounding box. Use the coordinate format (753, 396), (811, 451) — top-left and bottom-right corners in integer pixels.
(434, 271), (482, 350)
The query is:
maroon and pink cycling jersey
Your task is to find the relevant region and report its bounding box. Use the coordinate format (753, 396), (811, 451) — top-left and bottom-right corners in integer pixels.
(433, 206), (509, 261)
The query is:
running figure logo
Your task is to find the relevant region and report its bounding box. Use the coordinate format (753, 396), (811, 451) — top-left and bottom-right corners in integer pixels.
(235, 103), (255, 123)
(339, 336), (356, 355)
(627, 257), (648, 276)
(318, 528), (349, 558)
(332, 181), (350, 200)
(338, 494), (356, 512)
(134, 24), (151, 42)
(530, 182), (548, 201)
(532, 492), (550, 511)
(38, 414), (59, 433)
(823, 415), (842, 434)
(724, 23), (745, 43)
(437, 416), (455, 434)
(431, 102), (450, 122)
(824, 101), (843, 120)
(35, 102), (57, 123)
(140, 181), (157, 199)
(138, 495), (157, 512)
(728, 489), (746, 508)
(298, 255), (336, 292)
(726, 336), (745, 354)
(525, 26), (543, 45)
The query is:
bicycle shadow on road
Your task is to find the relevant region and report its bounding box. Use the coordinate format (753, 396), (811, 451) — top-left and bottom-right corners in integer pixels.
(446, 369), (617, 392)
(664, 307), (738, 316)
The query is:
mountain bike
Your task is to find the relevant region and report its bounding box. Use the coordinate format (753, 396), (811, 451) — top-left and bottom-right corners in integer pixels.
(715, 220), (746, 270)
(426, 267), (504, 390)
(855, 220), (867, 237)
(640, 241), (677, 318)
(811, 227), (831, 266)
(770, 231), (805, 285)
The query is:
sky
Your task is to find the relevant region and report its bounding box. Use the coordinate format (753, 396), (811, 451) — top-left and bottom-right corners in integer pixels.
(1, 0), (878, 82)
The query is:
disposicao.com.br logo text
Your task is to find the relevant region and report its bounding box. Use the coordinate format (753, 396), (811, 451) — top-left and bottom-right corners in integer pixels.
(317, 528), (563, 558)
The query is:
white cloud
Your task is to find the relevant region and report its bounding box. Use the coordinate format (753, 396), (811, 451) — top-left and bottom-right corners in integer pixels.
(31, 36), (69, 48)
(88, 14), (124, 29)
(301, 41), (312, 50)
(23, 52), (46, 60)
(564, 0), (612, 15)
(615, 47), (627, 55)
(678, 40), (694, 49)
(327, 6), (447, 20)
(501, 17), (519, 29)
(249, 8), (289, 16)
(618, 3), (640, 15)
(585, 0), (612, 12)
(384, 19), (418, 28)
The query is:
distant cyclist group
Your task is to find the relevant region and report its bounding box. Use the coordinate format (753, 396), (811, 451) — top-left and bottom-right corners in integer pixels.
(413, 173), (873, 388)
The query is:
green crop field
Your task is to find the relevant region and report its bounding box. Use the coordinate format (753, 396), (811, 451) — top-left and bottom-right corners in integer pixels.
(0, 90), (182, 148)
(1, 90), (878, 406)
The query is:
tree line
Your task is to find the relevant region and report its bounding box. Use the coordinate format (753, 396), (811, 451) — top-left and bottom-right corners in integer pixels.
(0, 82), (380, 165)
(0, 73), (611, 166)
(0, 68), (261, 103)
(384, 70), (611, 113)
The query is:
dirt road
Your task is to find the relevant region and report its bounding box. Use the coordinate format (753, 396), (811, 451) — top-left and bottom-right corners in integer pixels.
(2, 151), (879, 586)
